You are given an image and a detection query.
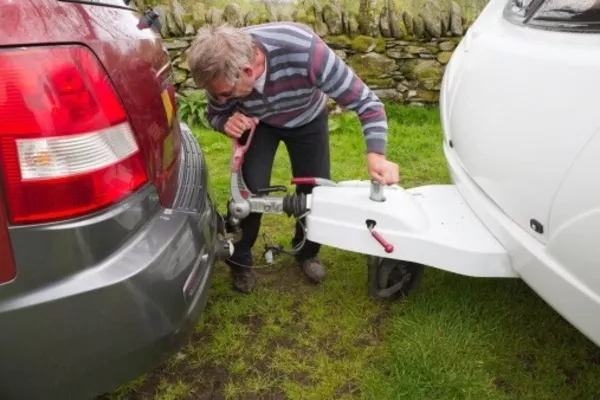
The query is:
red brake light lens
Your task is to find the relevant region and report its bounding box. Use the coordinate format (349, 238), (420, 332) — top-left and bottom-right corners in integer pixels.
(0, 188), (16, 284)
(0, 45), (148, 225)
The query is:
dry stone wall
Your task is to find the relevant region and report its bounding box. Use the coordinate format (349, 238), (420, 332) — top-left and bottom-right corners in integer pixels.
(156, 0), (469, 106)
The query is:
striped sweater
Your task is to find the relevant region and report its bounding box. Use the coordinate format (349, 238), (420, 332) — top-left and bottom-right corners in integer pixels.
(206, 22), (388, 154)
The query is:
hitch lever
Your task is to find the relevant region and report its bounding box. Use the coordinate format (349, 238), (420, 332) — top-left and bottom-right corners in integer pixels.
(256, 185), (287, 196)
(366, 220), (394, 254)
(230, 126), (256, 174)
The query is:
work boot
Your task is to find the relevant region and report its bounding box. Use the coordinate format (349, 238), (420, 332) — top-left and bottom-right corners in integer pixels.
(299, 257), (326, 283)
(231, 269), (257, 293)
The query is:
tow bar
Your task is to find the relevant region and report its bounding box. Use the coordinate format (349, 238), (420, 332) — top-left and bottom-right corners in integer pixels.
(220, 126), (514, 300)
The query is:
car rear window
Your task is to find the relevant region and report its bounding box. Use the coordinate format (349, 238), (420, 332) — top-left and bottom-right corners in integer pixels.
(505, 0), (600, 32)
(59, 0), (136, 10)
(535, 0), (600, 23)
(511, 0), (535, 16)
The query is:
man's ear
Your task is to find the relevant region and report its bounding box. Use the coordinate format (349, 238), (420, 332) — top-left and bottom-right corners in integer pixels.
(240, 65), (255, 79)
(241, 65), (253, 77)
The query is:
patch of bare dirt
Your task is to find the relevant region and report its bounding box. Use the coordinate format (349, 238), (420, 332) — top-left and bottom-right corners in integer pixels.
(356, 306), (391, 349)
(558, 366), (582, 388)
(288, 372), (312, 386)
(271, 336), (297, 350)
(588, 348), (600, 365)
(517, 352), (537, 376)
(492, 377), (511, 392)
(256, 261), (320, 295)
(239, 313), (266, 330)
(337, 380), (359, 397)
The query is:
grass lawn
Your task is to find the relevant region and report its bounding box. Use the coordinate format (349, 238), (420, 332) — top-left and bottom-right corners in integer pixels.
(107, 104), (600, 399)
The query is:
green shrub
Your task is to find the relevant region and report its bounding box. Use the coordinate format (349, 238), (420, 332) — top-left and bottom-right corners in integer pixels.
(328, 116), (341, 133)
(176, 90), (211, 129)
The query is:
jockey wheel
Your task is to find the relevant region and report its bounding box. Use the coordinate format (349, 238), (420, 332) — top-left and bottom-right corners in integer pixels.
(367, 256), (424, 301)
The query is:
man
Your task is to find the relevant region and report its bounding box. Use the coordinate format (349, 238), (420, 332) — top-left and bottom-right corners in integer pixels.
(188, 22), (399, 293)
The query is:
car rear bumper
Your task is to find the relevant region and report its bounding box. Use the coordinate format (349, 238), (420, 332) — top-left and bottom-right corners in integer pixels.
(0, 123), (220, 400)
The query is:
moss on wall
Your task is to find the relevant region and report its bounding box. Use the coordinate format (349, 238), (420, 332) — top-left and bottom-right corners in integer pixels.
(161, 0), (473, 105)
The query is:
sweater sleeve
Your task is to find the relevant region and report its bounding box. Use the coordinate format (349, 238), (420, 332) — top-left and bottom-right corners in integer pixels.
(205, 91), (236, 134)
(308, 35), (388, 154)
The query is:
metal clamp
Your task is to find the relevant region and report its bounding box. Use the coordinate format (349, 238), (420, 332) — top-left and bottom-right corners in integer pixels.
(226, 127), (310, 243)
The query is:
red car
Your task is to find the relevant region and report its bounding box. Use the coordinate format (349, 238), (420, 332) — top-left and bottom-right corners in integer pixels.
(0, 1), (221, 398)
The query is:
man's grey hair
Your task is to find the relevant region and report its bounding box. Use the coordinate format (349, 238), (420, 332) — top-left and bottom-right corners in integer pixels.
(187, 24), (256, 89)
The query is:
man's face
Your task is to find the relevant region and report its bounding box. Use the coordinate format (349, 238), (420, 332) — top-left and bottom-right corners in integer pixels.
(208, 65), (256, 104)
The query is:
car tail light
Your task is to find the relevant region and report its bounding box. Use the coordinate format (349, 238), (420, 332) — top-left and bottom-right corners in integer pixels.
(0, 190), (16, 284)
(0, 45), (148, 225)
(504, 0), (600, 32)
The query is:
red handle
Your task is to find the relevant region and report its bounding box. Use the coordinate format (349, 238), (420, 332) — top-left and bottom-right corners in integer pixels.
(370, 229), (394, 253)
(230, 126), (256, 173)
(291, 177), (317, 185)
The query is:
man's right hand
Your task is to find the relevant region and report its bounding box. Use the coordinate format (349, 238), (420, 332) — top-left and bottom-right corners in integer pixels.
(224, 112), (259, 139)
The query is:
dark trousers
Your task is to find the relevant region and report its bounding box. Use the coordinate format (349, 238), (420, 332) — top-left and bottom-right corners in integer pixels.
(226, 109), (330, 272)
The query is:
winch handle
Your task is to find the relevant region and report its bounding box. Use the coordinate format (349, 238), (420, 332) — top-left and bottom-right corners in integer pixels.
(230, 125), (256, 173)
(366, 219), (394, 253)
(369, 180), (386, 202)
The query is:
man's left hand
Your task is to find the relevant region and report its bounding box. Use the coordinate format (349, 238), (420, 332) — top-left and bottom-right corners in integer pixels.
(367, 153), (400, 185)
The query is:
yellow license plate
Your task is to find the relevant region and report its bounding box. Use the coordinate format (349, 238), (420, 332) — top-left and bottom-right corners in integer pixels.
(161, 89), (174, 126)
(161, 89), (175, 169)
(163, 132), (174, 170)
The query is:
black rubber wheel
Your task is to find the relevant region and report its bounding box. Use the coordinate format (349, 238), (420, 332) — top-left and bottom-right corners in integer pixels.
(367, 256), (425, 301)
